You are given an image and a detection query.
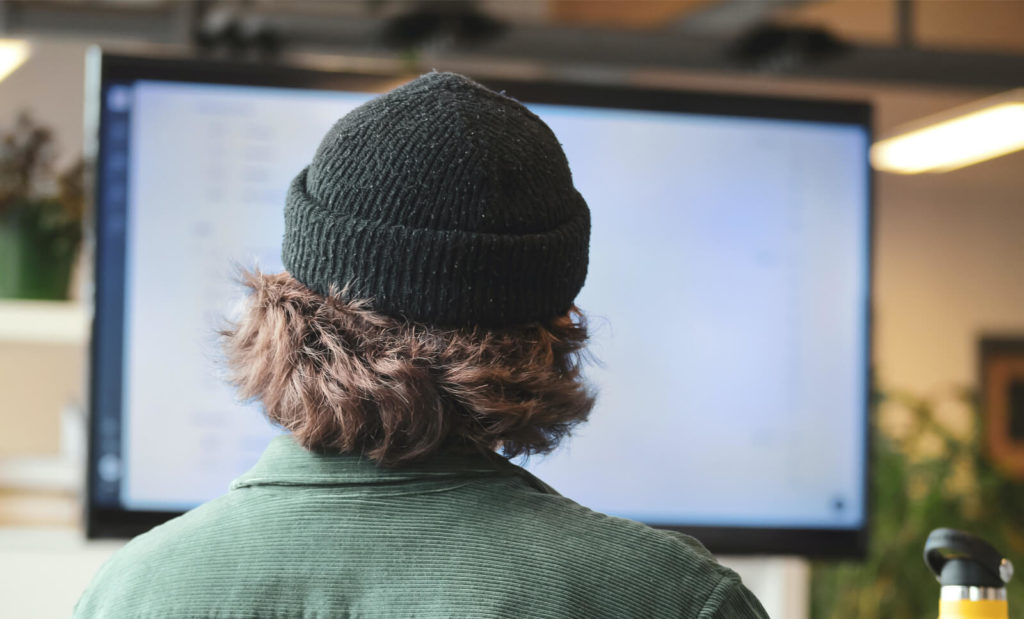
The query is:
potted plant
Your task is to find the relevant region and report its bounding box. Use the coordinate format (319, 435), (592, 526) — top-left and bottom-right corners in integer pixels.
(0, 113), (84, 300)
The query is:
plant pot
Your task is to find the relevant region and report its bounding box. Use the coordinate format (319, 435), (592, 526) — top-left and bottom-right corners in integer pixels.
(0, 200), (80, 300)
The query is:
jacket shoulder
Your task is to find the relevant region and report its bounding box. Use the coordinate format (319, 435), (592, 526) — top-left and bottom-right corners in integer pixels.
(73, 494), (241, 618)
(492, 483), (767, 617)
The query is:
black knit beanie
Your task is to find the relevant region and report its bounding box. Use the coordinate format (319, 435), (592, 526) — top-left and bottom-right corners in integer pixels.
(282, 71), (590, 328)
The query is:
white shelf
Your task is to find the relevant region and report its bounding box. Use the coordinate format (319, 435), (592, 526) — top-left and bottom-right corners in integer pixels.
(0, 456), (81, 493)
(0, 300), (88, 345)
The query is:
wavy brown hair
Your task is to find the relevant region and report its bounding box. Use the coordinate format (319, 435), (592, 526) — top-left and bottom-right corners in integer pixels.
(222, 270), (595, 467)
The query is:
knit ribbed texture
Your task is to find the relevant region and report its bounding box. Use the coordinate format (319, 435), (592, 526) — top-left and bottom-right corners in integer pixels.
(282, 71), (591, 327)
(75, 436), (767, 618)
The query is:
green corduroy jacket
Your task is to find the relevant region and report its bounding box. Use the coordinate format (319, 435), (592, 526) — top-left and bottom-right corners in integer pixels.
(74, 435), (768, 618)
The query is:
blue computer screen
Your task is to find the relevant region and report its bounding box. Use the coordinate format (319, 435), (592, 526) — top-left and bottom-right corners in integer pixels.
(90, 70), (870, 547)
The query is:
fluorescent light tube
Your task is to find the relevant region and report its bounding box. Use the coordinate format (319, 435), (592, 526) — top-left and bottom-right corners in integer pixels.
(0, 39), (30, 83)
(871, 89), (1024, 174)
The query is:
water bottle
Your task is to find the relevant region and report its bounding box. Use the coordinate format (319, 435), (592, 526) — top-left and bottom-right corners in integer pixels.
(925, 528), (1014, 619)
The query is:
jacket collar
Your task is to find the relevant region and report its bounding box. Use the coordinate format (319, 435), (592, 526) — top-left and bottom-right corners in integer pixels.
(230, 434), (557, 494)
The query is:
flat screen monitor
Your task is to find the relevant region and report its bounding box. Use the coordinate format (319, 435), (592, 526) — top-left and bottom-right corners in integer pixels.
(87, 51), (872, 556)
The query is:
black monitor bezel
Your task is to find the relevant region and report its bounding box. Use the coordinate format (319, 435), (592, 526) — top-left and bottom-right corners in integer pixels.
(86, 51), (874, 557)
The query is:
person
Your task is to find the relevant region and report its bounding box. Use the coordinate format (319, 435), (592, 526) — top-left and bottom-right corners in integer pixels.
(74, 71), (767, 618)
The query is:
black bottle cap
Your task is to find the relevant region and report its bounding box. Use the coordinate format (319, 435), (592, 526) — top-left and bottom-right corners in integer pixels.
(924, 528), (1011, 588)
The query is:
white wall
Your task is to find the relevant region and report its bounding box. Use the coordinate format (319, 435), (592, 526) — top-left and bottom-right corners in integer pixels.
(0, 39), (94, 460)
(875, 157), (1024, 394)
(0, 38), (88, 170)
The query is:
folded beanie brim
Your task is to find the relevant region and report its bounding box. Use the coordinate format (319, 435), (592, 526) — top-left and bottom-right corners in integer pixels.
(282, 167), (590, 327)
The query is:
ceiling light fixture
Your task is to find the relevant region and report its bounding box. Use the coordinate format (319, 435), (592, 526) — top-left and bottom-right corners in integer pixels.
(0, 39), (30, 83)
(871, 89), (1024, 174)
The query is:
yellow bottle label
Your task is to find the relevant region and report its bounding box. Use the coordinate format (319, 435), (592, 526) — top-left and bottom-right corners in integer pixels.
(938, 599), (1009, 619)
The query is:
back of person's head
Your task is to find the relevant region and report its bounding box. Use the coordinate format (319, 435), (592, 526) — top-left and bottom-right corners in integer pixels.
(224, 72), (594, 466)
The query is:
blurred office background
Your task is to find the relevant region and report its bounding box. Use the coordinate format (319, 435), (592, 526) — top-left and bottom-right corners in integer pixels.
(1, 1), (1023, 617)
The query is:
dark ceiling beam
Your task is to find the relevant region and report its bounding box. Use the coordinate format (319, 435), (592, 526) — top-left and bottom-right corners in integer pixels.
(675, 0), (819, 34)
(476, 25), (1024, 90)
(2, 0), (1023, 90)
(1, 0), (191, 43)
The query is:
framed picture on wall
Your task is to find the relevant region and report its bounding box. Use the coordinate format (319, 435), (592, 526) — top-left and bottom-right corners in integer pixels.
(980, 337), (1024, 480)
